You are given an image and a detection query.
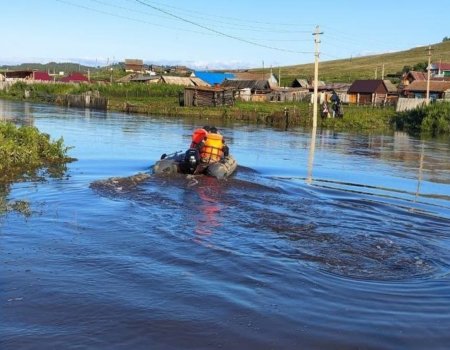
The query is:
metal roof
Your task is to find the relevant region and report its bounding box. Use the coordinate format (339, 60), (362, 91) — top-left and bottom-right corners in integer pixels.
(60, 72), (89, 82)
(403, 80), (450, 92)
(193, 71), (235, 85)
(160, 76), (209, 87)
(33, 71), (52, 81)
(130, 75), (160, 82)
(347, 80), (386, 93)
(221, 79), (270, 91)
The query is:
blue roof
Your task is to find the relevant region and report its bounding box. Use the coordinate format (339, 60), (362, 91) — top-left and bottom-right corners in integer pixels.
(194, 71), (235, 85)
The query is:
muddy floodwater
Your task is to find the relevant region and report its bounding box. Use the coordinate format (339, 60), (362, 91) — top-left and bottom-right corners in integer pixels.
(1, 100), (450, 349)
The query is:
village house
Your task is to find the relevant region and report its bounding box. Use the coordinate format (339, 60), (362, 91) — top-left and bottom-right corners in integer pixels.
(291, 78), (309, 89)
(347, 79), (398, 105)
(402, 80), (450, 100)
(221, 79), (272, 102)
(401, 71), (427, 87)
(269, 87), (309, 102)
(60, 72), (89, 83)
(32, 71), (52, 81)
(233, 71), (279, 88)
(0, 70), (52, 82)
(124, 59), (145, 73)
(429, 62), (450, 78)
(183, 86), (234, 107)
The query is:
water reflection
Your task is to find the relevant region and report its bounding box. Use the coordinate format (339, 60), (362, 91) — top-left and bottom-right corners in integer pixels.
(192, 177), (223, 238)
(0, 99), (34, 126)
(307, 127), (317, 184)
(415, 142), (425, 201)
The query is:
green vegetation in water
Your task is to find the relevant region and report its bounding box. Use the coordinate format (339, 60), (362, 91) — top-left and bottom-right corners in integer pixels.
(319, 104), (395, 132)
(0, 196), (32, 217)
(394, 102), (450, 135)
(0, 121), (74, 215)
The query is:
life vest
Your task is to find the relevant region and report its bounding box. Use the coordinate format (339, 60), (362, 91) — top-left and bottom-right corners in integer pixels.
(200, 133), (224, 163)
(190, 128), (208, 148)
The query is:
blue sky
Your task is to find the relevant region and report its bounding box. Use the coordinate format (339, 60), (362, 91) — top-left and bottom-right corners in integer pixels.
(1, 0), (448, 69)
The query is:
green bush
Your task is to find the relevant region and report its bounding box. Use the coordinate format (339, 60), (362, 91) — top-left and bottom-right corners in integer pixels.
(394, 102), (450, 135)
(0, 122), (73, 184)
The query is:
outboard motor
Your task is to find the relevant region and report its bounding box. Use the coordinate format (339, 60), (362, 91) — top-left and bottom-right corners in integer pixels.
(183, 148), (200, 174)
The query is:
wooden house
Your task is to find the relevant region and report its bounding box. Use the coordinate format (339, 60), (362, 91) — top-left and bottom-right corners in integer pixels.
(402, 80), (450, 100)
(347, 79), (397, 105)
(291, 78), (309, 88)
(221, 79), (271, 93)
(221, 79), (272, 102)
(184, 86), (234, 107)
(233, 72), (278, 88)
(401, 71), (427, 87)
(124, 59), (144, 73)
(269, 87), (310, 102)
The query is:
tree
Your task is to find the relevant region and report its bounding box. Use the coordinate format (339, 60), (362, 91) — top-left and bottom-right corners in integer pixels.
(413, 61), (428, 72)
(443, 36), (450, 42)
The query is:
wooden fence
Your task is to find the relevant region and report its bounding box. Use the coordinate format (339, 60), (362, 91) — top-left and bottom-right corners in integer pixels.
(55, 92), (108, 110)
(396, 98), (426, 112)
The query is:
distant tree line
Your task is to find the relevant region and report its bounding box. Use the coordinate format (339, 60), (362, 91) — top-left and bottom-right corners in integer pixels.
(443, 37), (450, 42)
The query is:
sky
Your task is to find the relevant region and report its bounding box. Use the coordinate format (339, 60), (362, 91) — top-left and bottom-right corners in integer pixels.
(1, 0), (449, 69)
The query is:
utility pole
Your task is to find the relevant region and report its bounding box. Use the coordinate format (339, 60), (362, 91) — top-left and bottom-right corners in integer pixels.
(381, 63), (385, 80)
(262, 60), (264, 80)
(279, 67), (281, 87)
(312, 25), (323, 128)
(375, 67), (378, 79)
(426, 45), (433, 105)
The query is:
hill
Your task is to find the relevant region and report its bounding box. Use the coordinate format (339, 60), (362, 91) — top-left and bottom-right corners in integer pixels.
(0, 62), (98, 74)
(257, 40), (450, 85)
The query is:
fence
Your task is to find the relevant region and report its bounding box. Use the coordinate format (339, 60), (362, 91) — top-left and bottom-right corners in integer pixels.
(396, 98), (426, 112)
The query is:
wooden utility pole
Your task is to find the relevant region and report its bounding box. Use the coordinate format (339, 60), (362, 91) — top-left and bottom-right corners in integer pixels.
(381, 63), (385, 80)
(279, 67), (281, 87)
(312, 25), (323, 128)
(426, 46), (433, 105)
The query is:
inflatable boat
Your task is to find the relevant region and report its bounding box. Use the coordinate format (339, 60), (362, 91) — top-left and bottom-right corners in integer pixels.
(153, 149), (237, 179)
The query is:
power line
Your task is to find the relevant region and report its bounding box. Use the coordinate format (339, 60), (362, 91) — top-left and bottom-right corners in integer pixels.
(92, 0), (310, 35)
(134, 0), (313, 54)
(55, 0), (212, 36)
(126, 0), (314, 29)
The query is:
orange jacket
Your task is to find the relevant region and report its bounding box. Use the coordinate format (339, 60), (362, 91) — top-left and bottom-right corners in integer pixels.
(200, 132), (224, 163)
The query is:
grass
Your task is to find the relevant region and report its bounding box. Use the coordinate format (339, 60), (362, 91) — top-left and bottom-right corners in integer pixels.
(257, 40), (450, 85)
(1, 81), (397, 131)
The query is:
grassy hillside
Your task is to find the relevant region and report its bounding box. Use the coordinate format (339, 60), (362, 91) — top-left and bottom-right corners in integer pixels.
(259, 40), (450, 85)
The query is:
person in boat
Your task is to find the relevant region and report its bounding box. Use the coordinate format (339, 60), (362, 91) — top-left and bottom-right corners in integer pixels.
(199, 126), (229, 162)
(190, 126), (209, 150)
(189, 126), (228, 159)
(182, 126), (229, 174)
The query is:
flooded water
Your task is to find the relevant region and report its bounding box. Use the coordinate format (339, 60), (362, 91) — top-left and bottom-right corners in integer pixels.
(1, 100), (450, 349)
